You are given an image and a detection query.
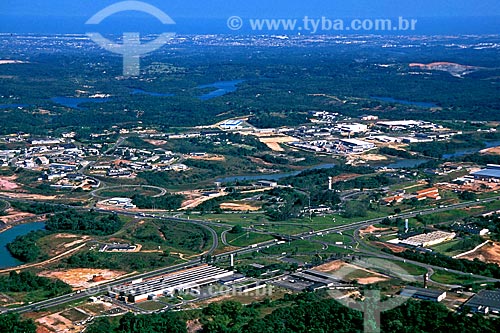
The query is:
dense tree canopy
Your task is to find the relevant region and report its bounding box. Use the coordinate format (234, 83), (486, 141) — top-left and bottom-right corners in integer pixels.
(0, 313), (36, 333)
(46, 210), (123, 235)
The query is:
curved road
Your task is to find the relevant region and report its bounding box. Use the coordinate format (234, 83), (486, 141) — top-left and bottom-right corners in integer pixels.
(90, 185), (167, 199)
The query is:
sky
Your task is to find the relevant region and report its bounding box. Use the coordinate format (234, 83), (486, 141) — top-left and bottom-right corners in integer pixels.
(0, 0), (499, 34)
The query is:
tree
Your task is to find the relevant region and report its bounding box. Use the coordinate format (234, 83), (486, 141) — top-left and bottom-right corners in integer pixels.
(458, 191), (477, 201)
(342, 201), (368, 218)
(230, 225), (244, 234)
(0, 313), (36, 333)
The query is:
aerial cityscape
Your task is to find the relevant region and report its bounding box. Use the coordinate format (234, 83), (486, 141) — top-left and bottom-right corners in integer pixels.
(0, 1), (499, 332)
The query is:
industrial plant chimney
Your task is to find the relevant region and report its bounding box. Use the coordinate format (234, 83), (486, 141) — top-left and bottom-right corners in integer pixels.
(328, 177), (333, 191)
(423, 272), (429, 289)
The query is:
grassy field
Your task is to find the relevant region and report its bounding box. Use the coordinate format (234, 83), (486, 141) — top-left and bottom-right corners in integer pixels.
(312, 233), (352, 244)
(431, 240), (464, 257)
(116, 219), (213, 254)
(95, 186), (164, 198)
(260, 240), (325, 255)
(362, 258), (428, 276)
(431, 270), (480, 285)
(135, 301), (166, 311)
(197, 212), (269, 225)
(198, 210), (389, 232)
(225, 232), (274, 247)
(60, 308), (89, 322)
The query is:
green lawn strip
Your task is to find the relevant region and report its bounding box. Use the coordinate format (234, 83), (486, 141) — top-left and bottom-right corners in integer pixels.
(430, 240), (465, 257)
(430, 270), (482, 285)
(260, 240), (325, 255)
(361, 257), (428, 276)
(135, 301), (166, 311)
(225, 232), (274, 247)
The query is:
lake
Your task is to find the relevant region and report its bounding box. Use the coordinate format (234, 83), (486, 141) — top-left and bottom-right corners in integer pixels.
(130, 88), (175, 97)
(197, 80), (245, 101)
(216, 163), (336, 183)
(0, 104), (30, 109)
(442, 140), (500, 159)
(381, 159), (430, 169)
(0, 222), (46, 269)
(51, 96), (111, 110)
(371, 96), (438, 108)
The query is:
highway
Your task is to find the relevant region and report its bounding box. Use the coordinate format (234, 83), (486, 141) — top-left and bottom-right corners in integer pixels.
(2, 195), (500, 314)
(4, 237), (282, 315)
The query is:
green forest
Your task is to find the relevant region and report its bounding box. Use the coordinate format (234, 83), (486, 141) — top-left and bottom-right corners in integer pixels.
(1, 36), (499, 136)
(45, 210), (123, 236)
(83, 293), (498, 333)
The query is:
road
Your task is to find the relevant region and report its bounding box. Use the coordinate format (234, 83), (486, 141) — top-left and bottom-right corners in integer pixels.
(4, 237), (281, 315)
(79, 136), (126, 173)
(90, 185), (167, 199)
(2, 195), (500, 314)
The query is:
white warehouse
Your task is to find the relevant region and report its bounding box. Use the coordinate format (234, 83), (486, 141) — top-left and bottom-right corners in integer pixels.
(111, 265), (234, 303)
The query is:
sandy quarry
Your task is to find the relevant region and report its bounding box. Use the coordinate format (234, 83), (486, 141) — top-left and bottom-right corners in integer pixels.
(315, 260), (390, 285)
(258, 136), (298, 152)
(461, 242), (500, 266)
(143, 139), (168, 146)
(359, 225), (393, 237)
(0, 209), (35, 224)
(480, 146), (500, 155)
(374, 241), (407, 253)
(38, 269), (128, 290)
(36, 312), (79, 333)
(0, 176), (20, 190)
(358, 154), (388, 162)
(0, 192), (57, 200)
(220, 202), (261, 211)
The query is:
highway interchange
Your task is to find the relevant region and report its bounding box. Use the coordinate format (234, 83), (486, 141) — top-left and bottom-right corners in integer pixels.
(2, 194), (500, 314)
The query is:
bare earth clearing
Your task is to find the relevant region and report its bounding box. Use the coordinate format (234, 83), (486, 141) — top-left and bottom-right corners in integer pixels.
(38, 269), (129, 290)
(461, 242), (500, 266)
(315, 260), (390, 284)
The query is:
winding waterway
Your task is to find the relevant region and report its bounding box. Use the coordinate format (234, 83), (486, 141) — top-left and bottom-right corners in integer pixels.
(0, 222), (46, 269)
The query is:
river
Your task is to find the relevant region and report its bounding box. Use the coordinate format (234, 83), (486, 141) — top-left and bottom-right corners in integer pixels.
(216, 163), (337, 183)
(442, 140), (500, 159)
(51, 96), (111, 110)
(197, 80), (245, 101)
(370, 96), (438, 108)
(0, 222), (46, 269)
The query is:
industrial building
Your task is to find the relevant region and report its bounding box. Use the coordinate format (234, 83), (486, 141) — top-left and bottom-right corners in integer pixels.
(219, 119), (245, 130)
(291, 270), (351, 289)
(472, 164), (500, 181)
(337, 123), (368, 134)
(377, 120), (422, 130)
(462, 289), (500, 314)
(111, 265), (233, 303)
(339, 139), (376, 153)
(400, 286), (447, 302)
(256, 180), (278, 188)
(99, 243), (137, 252)
(415, 187), (441, 201)
(400, 231), (456, 247)
(98, 197), (136, 209)
(274, 269), (352, 292)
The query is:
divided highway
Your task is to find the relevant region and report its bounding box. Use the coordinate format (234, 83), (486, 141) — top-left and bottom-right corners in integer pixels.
(2, 195), (499, 314)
